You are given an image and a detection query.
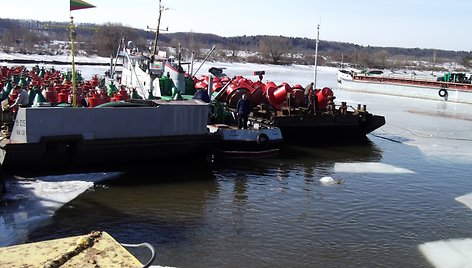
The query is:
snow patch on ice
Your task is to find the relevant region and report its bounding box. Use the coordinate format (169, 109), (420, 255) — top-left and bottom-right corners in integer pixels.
(419, 238), (472, 268)
(0, 179), (93, 246)
(29, 180), (94, 212)
(319, 176), (344, 185)
(0, 52), (110, 64)
(456, 193), (472, 210)
(334, 162), (415, 174)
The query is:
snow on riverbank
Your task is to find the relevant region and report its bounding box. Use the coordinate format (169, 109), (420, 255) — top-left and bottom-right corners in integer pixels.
(0, 52), (110, 64)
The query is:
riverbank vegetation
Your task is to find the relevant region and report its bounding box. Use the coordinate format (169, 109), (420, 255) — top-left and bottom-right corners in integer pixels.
(0, 18), (470, 72)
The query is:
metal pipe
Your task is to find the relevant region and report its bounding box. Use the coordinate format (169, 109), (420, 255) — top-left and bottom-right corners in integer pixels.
(111, 39), (123, 79)
(190, 51), (195, 76)
(211, 77), (233, 101)
(208, 74), (213, 98)
(193, 45), (216, 77)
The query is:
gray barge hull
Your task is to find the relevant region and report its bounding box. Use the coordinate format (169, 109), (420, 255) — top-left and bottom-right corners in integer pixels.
(0, 100), (219, 172)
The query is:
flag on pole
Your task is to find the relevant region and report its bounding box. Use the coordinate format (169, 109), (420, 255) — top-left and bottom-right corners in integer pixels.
(70, 0), (96, 11)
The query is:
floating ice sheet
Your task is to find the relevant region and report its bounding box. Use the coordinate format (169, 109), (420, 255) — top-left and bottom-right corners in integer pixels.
(0, 180), (94, 246)
(319, 176), (344, 185)
(456, 193), (472, 210)
(419, 238), (472, 268)
(334, 162), (415, 174)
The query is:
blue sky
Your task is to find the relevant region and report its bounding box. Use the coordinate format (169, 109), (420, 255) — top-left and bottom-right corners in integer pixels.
(2, 0), (471, 51)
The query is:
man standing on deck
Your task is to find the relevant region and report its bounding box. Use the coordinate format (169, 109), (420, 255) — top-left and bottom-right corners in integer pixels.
(304, 82), (314, 106)
(4, 85), (29, 112)
(192, 88), (211, 103)
(236, 94), (251, 129)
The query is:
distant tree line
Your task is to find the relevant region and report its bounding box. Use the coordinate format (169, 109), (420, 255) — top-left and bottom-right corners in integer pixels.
(0, 18), (471, 71)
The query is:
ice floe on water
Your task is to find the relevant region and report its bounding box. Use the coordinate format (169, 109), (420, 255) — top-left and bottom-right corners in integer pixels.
(0, 179), (93, 246)
(334, 162), (415, 174)
(418, 193), (472, 268)
(320, 176), (344, 185)
(319, 176), (344, 185)
(456, 193), (472, 210)
(419, 238), (472, 268)
(0, 172), (121, 246)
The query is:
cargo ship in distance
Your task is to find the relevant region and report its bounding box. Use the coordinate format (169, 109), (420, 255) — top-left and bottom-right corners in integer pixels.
(337, 68), (472, 104)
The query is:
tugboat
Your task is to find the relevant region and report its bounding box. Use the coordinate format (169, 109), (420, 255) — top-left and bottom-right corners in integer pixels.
(107, 0), (284, 157)
(207, 101), (283, 157)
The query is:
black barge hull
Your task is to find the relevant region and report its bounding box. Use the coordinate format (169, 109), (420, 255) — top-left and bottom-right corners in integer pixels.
(255, 112), (386, 144)
(0, 134), (219, 173)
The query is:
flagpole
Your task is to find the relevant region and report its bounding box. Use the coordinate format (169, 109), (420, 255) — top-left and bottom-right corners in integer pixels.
(313, 24), (320, 91)
(68, 0), (96, 107)
(70, 15), (77, 107)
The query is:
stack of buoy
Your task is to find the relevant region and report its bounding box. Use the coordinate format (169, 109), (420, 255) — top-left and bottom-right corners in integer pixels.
(193, 72), (332, 111)
(0, 65), (130, 108)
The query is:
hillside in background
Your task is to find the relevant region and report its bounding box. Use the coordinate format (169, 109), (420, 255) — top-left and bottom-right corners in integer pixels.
(0, 18), (471, 71)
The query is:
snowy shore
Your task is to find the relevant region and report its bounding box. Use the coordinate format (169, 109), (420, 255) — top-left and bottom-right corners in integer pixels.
(0, 52), (110, 64)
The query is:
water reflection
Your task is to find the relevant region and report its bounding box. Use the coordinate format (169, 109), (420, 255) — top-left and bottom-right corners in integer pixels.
(214, 139), (382, 182)
(28, 162), (216, 233)
(17, 137), (472, 268)
(24, 140), (391, 267)
(233, 177), (248, 204)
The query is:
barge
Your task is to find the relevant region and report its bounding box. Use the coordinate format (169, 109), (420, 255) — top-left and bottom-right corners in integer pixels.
(337, 68), (472, 104)
(0, 100), (219, 172)
(201, 69), (386, 144)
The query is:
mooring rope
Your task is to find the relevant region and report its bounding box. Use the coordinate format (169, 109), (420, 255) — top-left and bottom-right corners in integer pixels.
(42, 231), (102, 268)
(372, 124), (472, 143)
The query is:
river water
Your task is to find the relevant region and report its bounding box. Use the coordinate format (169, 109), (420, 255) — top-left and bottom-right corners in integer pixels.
(2, 63), (472, 268)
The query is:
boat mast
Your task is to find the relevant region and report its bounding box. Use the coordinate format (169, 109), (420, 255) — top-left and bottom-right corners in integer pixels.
(313, 24), (320, 90)
(151, 0), (165, 60)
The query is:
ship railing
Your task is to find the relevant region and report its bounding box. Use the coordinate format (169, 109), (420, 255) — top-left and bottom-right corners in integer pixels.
(123, 52), (147, 97)
(354, 73), (439, 83)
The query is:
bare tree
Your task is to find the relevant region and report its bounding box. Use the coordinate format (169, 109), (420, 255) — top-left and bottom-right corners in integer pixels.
(92, 23), (141, 57)
(1, 27), (27, 46)
(188, 42), (203, 60)
(372, 50), (390, 68)
(462, 55), (472, 68)
(227, 42), (240, 59)
(259, 36), (291, 64)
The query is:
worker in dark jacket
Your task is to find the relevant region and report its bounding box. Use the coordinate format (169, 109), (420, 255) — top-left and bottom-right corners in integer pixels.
(192, 88), (211, 103)
(304, 82), (314, 106)
(236, 94), (251, 129)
